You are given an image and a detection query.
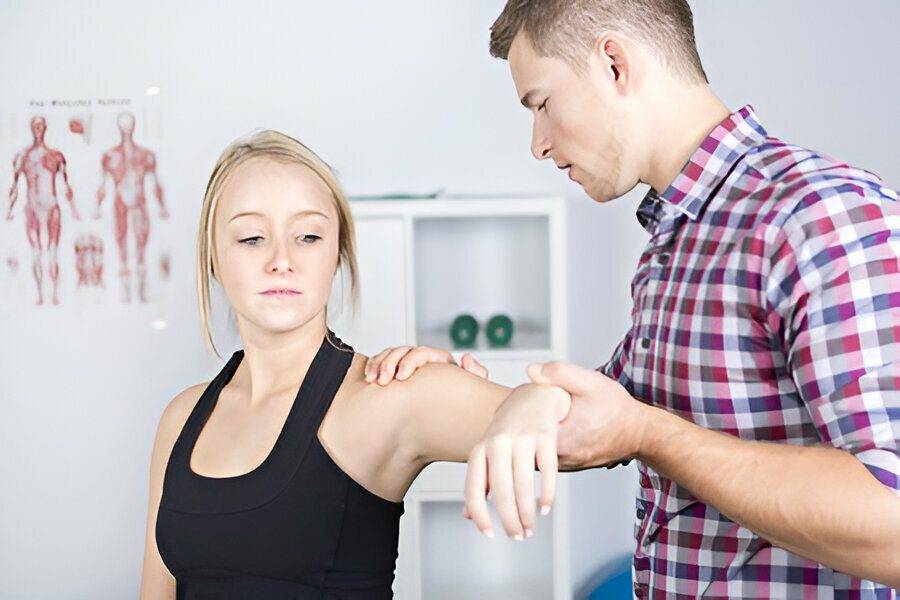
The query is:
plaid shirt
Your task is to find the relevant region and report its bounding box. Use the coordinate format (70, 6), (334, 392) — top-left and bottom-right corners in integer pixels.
(601, 105), (899, 598)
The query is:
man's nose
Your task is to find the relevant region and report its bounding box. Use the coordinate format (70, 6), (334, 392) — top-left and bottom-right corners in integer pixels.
(530, 128), (551, 160)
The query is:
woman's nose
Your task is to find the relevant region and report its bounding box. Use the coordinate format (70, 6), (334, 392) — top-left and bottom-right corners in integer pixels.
(267, 239), (295, 273)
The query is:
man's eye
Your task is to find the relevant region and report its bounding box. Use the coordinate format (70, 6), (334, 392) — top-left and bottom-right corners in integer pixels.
(239, 236), (263, 246)
(298, 234), (322, 244)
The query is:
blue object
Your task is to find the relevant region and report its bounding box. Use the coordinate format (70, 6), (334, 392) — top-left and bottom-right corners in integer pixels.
(588, 564), (632, 600)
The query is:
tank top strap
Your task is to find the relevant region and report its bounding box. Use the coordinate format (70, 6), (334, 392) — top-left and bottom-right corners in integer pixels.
(184, 349), (244, 438)
(293, 330), (355, 438)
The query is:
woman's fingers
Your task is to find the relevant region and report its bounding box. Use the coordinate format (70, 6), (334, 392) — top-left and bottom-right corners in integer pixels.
(464, 445), (493, 537)
(486, 437), (524, 540)
(512, 438), (537, 536)
(535, 434), (558, 516)
(466, 434), (556, 537)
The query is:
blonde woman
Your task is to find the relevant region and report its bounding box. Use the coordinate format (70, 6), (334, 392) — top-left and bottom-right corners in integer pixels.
(139, 130), (571, 599)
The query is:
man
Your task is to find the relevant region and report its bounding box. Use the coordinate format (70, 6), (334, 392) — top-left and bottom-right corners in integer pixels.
(366, 0), (899, 597)
(7, 115), (81, 305)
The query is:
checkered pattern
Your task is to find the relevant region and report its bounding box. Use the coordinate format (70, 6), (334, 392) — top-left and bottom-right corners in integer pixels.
(600, 105), (899, 598)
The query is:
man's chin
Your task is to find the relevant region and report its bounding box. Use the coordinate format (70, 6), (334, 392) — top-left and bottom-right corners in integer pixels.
(582, 183), (615, 204)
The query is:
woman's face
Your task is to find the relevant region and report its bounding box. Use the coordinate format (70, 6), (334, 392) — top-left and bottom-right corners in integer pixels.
(212, 156), (341, 336)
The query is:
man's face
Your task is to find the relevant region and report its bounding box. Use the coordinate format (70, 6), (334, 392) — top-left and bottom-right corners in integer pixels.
(508, 32), (639, 203)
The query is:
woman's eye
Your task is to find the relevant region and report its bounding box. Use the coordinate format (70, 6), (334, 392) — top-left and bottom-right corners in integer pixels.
(538, 99), (548, 111)
(239, 236), (263, 246)
(298, 234), (321, 244)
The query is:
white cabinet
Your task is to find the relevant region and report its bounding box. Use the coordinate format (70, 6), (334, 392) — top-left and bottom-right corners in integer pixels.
(329, 197), (570, 600)
(328, 216), (410, 355)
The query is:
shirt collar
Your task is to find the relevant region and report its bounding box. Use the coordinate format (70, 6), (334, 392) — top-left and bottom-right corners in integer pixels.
(636, 104), (768, 233)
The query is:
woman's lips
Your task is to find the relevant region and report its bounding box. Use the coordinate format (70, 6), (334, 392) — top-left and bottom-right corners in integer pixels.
(261, 289), (301, 296)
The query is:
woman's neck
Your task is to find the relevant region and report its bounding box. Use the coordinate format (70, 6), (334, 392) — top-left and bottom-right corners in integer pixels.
(231, 319), (327, 406)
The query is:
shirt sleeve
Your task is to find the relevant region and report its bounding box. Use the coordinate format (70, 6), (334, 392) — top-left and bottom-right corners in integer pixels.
(765, 181), (899, 492)
(596, 333), (636, 469)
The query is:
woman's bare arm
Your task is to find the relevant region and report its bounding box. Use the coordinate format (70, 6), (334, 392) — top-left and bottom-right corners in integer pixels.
(139, 384), (205, 599)
(373, 362), (570, 536)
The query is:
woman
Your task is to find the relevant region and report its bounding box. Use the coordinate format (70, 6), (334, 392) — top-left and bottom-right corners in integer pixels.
(139, 130), (571, 599)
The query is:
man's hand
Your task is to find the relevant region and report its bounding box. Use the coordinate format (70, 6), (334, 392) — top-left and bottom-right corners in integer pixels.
(462, 382), (571, 540)
(364, 345), (488, 385)
(528, 361), (647, 471)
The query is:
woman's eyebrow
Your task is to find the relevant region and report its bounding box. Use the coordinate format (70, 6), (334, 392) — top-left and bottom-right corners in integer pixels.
(228, 210), (330, 223)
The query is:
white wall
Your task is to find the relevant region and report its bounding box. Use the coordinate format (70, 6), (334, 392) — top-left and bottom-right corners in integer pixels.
(0, 1), (896, 598)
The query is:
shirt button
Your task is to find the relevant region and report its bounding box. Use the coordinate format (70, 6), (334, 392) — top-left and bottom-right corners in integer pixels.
(641, 337), (651, 349)
(658, 253), (670, 264)
(636, 507), (646, 519)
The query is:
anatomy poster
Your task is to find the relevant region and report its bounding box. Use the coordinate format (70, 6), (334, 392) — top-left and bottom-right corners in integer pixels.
(2, 95), (171, 307)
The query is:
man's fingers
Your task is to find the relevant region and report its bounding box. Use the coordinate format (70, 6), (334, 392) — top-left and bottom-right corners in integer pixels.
(397, 347), (456, 380)
(366, 346), (462, 383)
(486, 438), (524, 539)
(464, 445), (493, 537)
(511, 439), (536, 536)
(535, 435), (558, 516)
(527, 361), (599, 397)
(364, 349), (393, 382)
(376, 346), (413, 385)
(460, 353), (489, 379)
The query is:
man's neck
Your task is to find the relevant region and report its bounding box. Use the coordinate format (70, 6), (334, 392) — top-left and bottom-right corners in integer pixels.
(644, 86), (731, 194)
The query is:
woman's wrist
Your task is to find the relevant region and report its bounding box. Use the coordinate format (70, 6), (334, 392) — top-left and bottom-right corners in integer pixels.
(506, 383), (571, 421)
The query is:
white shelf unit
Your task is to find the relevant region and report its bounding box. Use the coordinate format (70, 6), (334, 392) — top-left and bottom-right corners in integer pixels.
(328, 197), (570, 600)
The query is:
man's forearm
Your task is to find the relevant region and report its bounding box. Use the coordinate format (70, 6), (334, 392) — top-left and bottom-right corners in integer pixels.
(634, 402), (900, 588)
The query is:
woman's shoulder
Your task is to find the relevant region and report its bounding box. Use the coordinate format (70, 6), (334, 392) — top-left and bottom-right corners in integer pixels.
(156, 381), (209, 439)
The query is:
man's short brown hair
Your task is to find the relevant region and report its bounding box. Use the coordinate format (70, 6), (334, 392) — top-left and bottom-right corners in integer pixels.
(490, 0), (708, 84)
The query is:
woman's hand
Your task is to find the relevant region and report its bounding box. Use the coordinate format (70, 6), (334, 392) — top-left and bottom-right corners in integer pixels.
(463, 380), (571, 541)
(364, 345), (488, 384)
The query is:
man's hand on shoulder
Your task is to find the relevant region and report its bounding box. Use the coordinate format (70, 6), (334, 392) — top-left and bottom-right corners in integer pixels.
(364, 345), (488, 385)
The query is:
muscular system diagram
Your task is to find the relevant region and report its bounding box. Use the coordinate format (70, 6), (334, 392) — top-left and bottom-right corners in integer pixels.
(95, 111), (169, 303)
(7, 116), (80, 305)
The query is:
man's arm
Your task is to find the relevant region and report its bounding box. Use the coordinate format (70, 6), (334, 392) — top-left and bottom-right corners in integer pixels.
(636, 402), (900, 587)
(534, 184), (900, 587)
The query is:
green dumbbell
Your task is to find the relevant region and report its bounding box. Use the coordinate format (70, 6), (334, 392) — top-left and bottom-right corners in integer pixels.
(486, 314), (514, 348)
(449, 314), (479, 349)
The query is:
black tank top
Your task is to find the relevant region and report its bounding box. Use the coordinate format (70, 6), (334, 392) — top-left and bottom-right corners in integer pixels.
(155, 331), (405, 599)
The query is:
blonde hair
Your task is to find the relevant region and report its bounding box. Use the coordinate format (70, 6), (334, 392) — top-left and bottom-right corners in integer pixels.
(196, 129), (359, 359)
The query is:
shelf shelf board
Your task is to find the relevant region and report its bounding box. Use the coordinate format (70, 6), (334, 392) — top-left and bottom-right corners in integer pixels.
(415, 326), (553, 361)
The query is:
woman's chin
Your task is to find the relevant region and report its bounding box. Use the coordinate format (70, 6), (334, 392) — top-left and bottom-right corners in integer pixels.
(243, 311), (313, 336)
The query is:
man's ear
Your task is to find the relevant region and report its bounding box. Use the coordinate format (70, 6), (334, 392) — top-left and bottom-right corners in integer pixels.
(593, 33), (634, 95)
